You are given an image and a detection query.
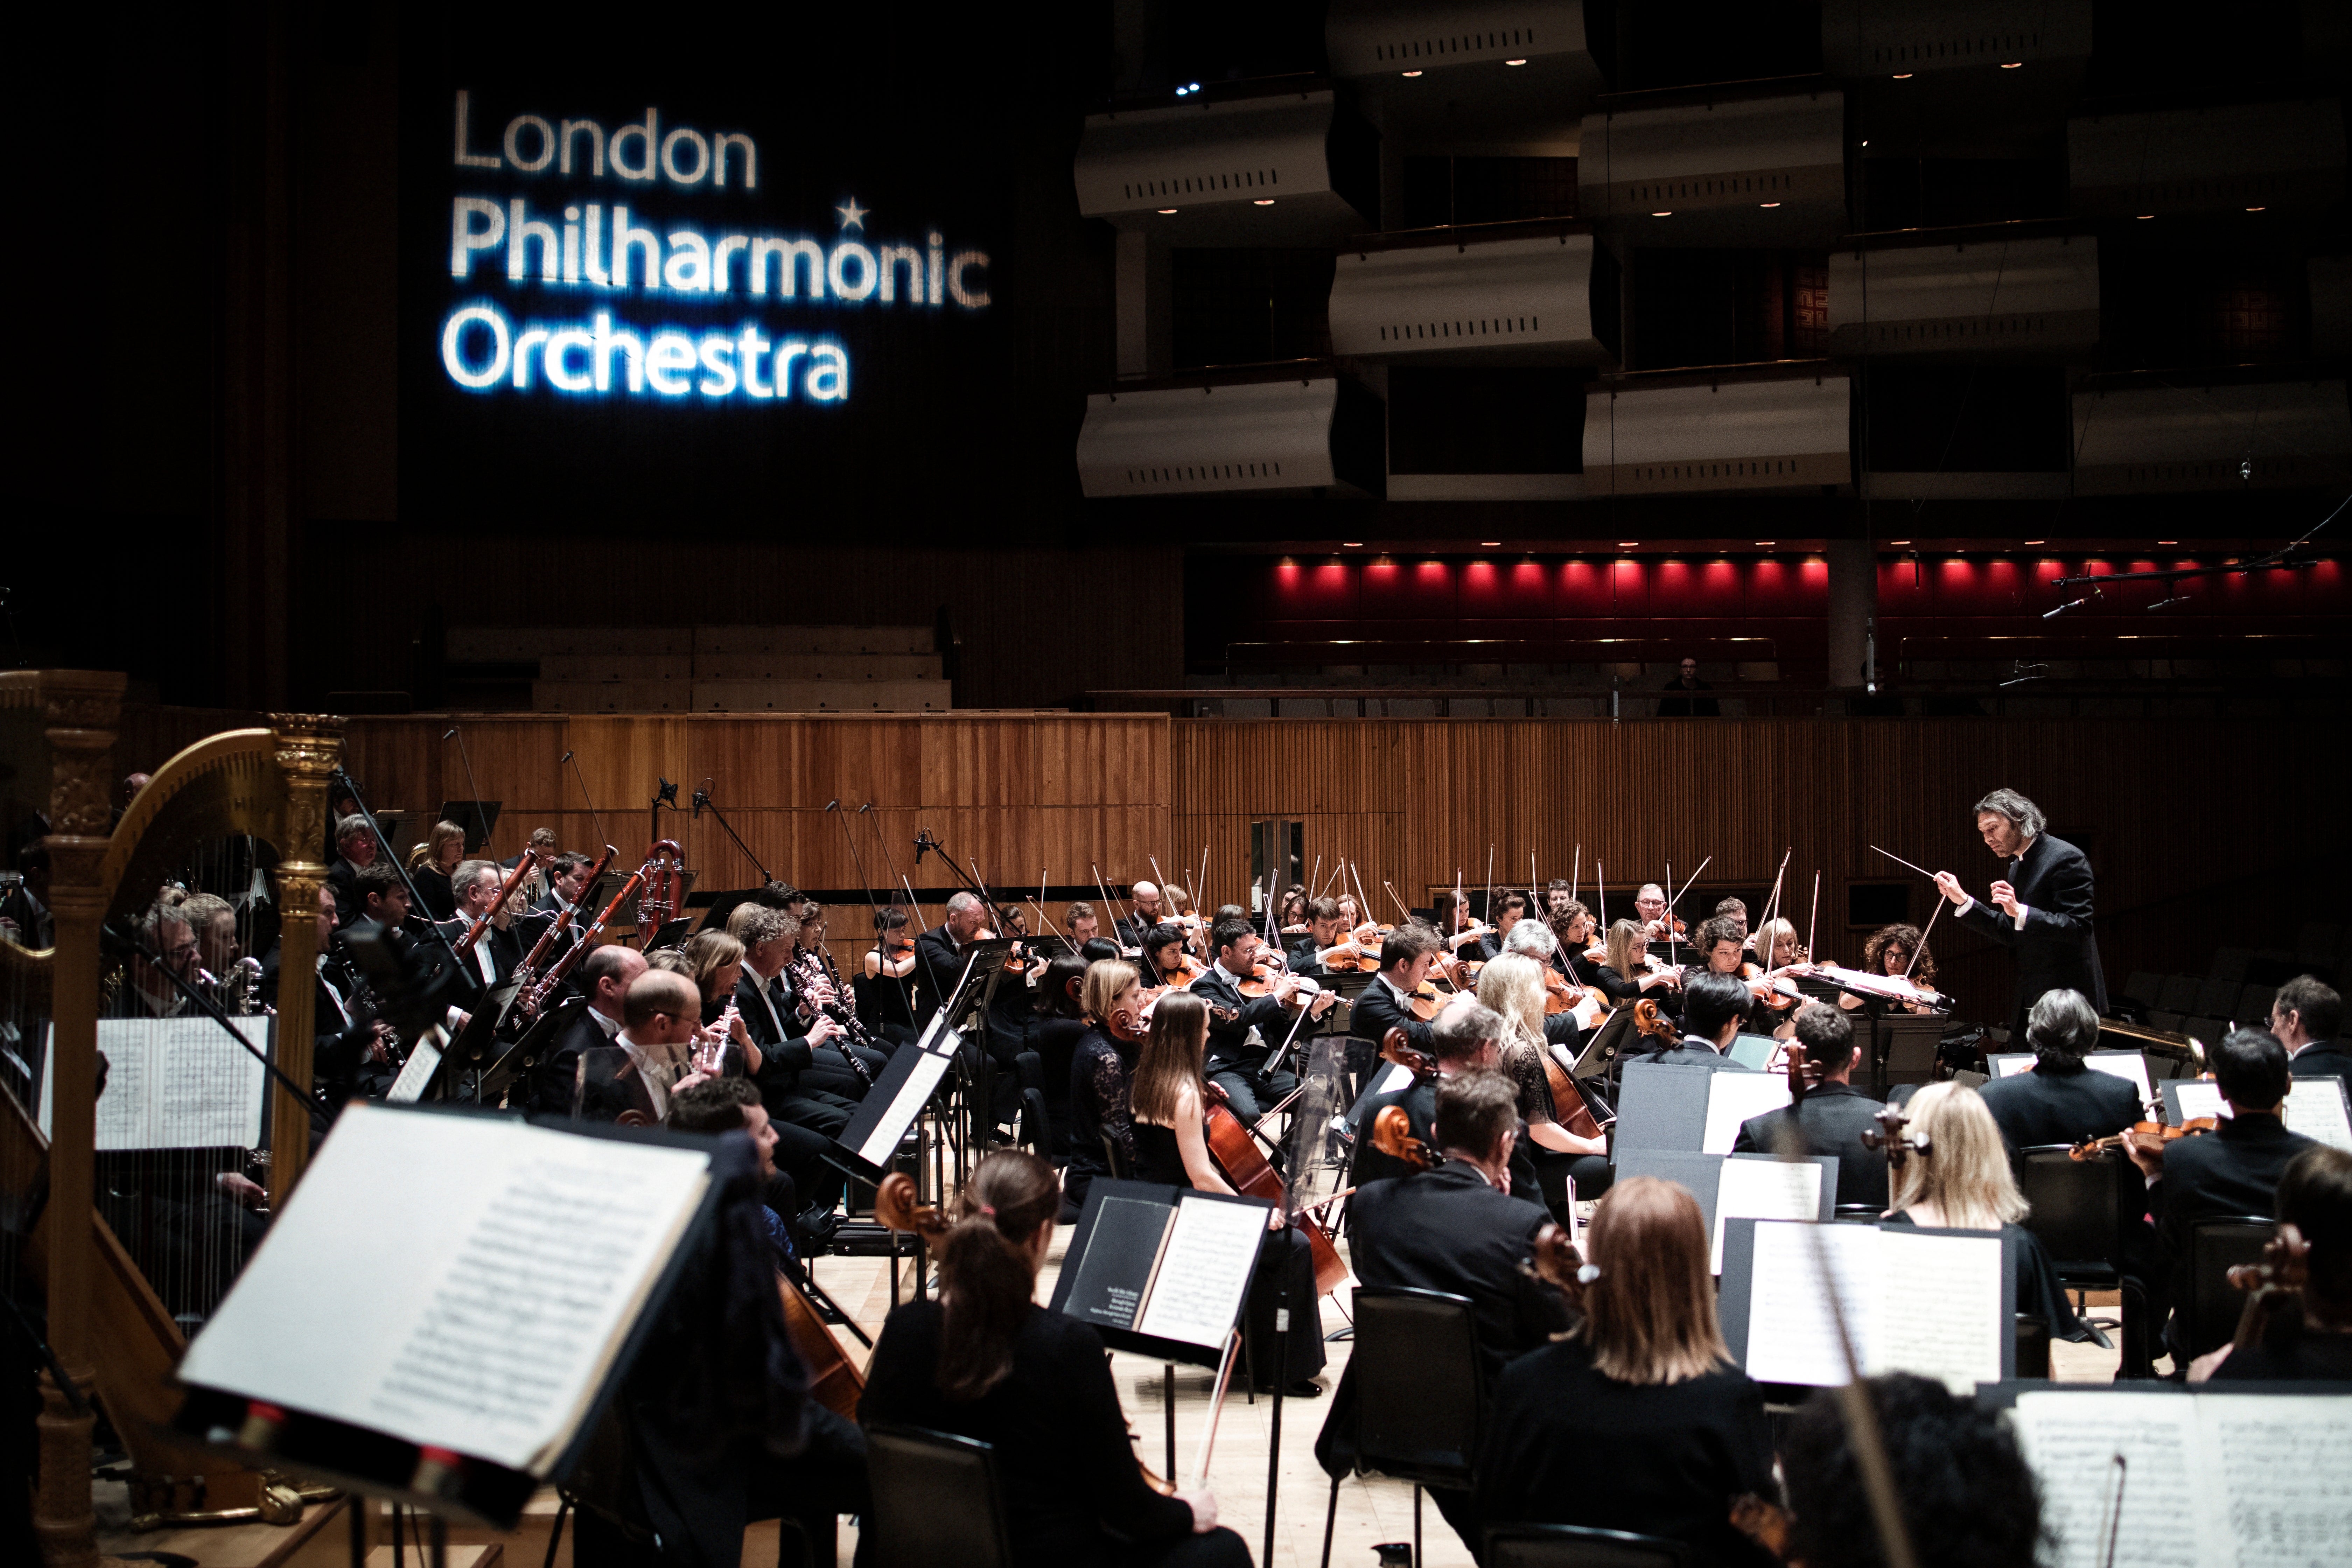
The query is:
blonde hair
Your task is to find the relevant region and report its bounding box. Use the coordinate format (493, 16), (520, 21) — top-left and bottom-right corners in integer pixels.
(1080, 959), (1139, 1024)
(1756, 917), (1799, 966)
(1131, 992), (1209, 1126)
(1604, 918), (1646, 976)
(1477, 953), (1549, 1048)
(408, 819), (465, 871)
(1891, 1083), (2029, 1230)
(1578, 1177), (1731, 1384)
(680, 929), (746, 1004)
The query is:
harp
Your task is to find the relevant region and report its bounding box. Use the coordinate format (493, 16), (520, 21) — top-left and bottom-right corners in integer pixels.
(1, 671), (343, 1555)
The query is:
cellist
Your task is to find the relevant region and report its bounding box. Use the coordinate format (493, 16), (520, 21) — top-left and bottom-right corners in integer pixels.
(1129, 992), (1329, 1397)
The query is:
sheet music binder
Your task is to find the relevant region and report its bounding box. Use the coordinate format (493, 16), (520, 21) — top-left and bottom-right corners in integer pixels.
(1611, 1150), (1837, 1271)
(1046, 1178), (1271, 1370)
(169, 1101), (741, 1528)
(832, 1010), (964, 1182)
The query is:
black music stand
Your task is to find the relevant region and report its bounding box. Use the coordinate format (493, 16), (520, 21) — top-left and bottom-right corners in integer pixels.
(436, 801), (502, 853)
(479, 994), (588, 1105)
(643, 918), (695, 951)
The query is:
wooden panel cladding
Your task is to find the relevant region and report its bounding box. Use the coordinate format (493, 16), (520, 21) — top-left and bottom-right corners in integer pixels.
(341, 714), (1173, 954)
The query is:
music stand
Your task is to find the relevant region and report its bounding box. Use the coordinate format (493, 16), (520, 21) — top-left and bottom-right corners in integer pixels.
(436, 801), (502, 853)
(480, 994), (588, 1104)
(643, 918), (696, 951)
(694, 888), (774, 936)
(1873, 1012), (1946, 1090)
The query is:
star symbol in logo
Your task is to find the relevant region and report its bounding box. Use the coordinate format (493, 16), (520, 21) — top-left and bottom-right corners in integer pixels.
(835, 198), (868, 230)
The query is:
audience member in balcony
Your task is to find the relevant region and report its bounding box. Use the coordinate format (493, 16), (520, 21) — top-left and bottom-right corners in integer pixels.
(1658, 657), (1720, 716)
(406, 818), (467, 921)
(2277, 976), (2349, 1084)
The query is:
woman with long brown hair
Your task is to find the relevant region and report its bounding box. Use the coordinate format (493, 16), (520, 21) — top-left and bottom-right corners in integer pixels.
(1475, 1176), (1775, 1564)
(859, 1150), (1245, 1567)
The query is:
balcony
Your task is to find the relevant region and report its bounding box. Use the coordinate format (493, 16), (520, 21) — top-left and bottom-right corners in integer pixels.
(1328, 227), (1618, 364)
(1584, 364), (1851, 496)
(2071, 98), (2346, 220)
(1828, 229), (2098, 358)
(1580, 87), (1848, 247)
(1076, 85), (1378, 245)
(2072, 371), (2352, 493)
(1821, 0), (2090, 154)
(1076, 369), (1386, 499)
(1325, 1), (1606, 133)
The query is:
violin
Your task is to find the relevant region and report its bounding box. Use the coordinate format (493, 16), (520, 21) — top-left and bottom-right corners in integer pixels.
(2069, 1103), (2219, 1162)
(1202, 1082), (1348, 1297)
(1522, 1220), (1594, 1310)
(1156, 951), (1208, 988)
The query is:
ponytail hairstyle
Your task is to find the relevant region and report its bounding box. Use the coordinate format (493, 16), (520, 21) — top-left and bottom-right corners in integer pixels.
(934, 1150), (1062, 1400)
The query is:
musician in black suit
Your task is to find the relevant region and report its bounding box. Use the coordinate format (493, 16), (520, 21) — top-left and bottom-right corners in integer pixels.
(325, 814), (376, 925)
(1732, 1002), (1890, 1210)
(731, 906), (863, 1163)
(537, 941), (645, 1113)
(1350, 922), (1445, 1065)
(1350, 1000), (1545, 1207)
(913, 891), (990, 1020)
(1186, 918), (1335, 1123)
(534, 852), (594, 922)
(2123, 1028), (2319, 1366)
(1284, 896), (1379, 978)
(1322, 1070), (1570, 1555)
(2276, 975), (2352, 1086)
(1976, 988), (2144, 1151)
(1634, 971), (1757, 1074)
(261, 883), (393, 1107)
(434, 859), (529, 989)
(1937, 788), (2106, 1040)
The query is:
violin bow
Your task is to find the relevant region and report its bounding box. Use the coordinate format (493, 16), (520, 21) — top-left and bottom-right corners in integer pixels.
(1665, 860), (1678, 968)
(1804, 869), (1820, 966)
(1382, 880), (1415, 926)
(1902, 895), (1944, 984)
(1596, 862), (1607, 932)
(1186, 1329), (1244, 1490)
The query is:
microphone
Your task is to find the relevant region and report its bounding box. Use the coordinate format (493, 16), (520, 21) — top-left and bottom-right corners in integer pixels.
(825, 799), (839, 811)
(692, 790), (707, 820)
(914, 835), (930, 864)
(561, 750), (575, 763)
(443, 728), (458, 741)
(2042, 598), (2087, 620)
(859, 802), (874, 813)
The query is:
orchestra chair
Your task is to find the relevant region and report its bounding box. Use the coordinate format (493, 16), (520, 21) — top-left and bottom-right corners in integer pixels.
(862, 1424), (1012, 1568)
(2182, 1217), (2275, 1362)
(1483, 1522), (1692, 1567)
(2010, 1146), (2130, 1349)
(2014, 1314), (2052, 1379)
(1320, 1288), (1482, 1568)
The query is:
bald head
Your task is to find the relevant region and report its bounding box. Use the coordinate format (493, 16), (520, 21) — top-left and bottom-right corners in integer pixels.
(623, 970), (700, 1044)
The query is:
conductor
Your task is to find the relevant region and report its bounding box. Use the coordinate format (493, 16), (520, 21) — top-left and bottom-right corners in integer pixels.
(1933, 788), (2106, 1041)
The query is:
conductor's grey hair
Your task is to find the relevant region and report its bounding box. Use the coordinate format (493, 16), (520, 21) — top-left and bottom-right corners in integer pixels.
(1502, 919), (1557, 959)
(1973, 788), (2046, 839)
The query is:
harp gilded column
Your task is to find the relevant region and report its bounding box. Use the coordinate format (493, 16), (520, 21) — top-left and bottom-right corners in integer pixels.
(263, 713), (343, 1206)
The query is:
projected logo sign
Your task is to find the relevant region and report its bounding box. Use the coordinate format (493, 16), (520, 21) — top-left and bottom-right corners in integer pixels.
(436, 91), (989, 406)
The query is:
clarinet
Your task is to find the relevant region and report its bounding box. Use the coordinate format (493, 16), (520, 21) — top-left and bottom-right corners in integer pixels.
(792, 950), (877, 1088)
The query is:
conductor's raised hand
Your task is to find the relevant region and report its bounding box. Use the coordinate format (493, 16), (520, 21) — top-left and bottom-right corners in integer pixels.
(1932, 870), (1969, 906)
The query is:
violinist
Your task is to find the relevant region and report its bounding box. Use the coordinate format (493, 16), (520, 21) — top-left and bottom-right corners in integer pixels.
(1431, 888), (1490, 958)
(1163, 883), (1206, 951)
(1064, 959), (1146, 1217)
(1348, 920), (1448, 1062)
(1142, 922), (1202, 989)
(2192, 1144), (2352, 1382)
(1884, 1084), (2090, 1340)
(1188, 919), (1335, 1122)
(1474, 1177), (1775, 1567)
(1976, 989), (2142, 1151)
(1547, 899), (1600, 985)
(1838, 923), (1939, 1015)
(914, 891), (990, 1019)
(1130, 993), (1328, 1396)
(1710, 897), (1749, 947)
(1119, 880), (1168, 947)
(863, 905), (920, 1036)
(1350, 1001), (1546, 1207)
(1477, 955), (1611, 1200)
(2277, 975), (2351, 1086)
(2129, 1028), (2319, 1369)
(1465, 892), (1530, 963)
(1632, 882), (1676, 945)
(856, 1150), (1244, 1566)
(1640, 972), (1757, 1073)
(1730, 1004), (1890, 1210)
(1690, 916), (1748, 982)
(1592, 920), (1683, 1010)
(1543, 879), (1574, 919)
(1326, 1071), (1570, 1553)
(1287, 896), (1380, 976)
(1275, 884), (1308, 935)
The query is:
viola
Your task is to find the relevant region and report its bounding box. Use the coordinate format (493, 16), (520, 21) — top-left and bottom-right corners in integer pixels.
(1202, 1082), (1348, 1297)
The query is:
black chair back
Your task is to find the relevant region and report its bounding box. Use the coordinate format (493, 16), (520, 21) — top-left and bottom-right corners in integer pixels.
(1485, 1522), (1692, 1567)
(863, 1424), (1011, 1568)
(2010, 1146), (2123, 1279)
(1351, 1288), (1483, 1488)
(2184, 1217), (2273, 1360)
(2014, 1314), (2051, 1379)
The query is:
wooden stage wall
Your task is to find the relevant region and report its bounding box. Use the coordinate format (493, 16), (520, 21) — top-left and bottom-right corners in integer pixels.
(341, 713), (2344, 1015)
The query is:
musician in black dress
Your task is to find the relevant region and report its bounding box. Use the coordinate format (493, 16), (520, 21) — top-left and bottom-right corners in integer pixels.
(859, 1150), (1247, 1567)
(1130, 992), (1328, 1394)
(1591, 919), (1683, 1015)
(1064, 959), (1145, 1218)
(1935, 787), (2106, 1040)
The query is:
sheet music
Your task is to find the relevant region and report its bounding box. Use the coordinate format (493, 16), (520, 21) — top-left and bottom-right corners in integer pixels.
(857, 1036), (956, 1166)
(2172, 1079), (2352, 1152)
(1710, 1159), (1822, 1274)
(2203, 1393), (2352, 1566)
(1861, 1228), (2006, 1393)
(1989, 1053), (2036, 1078)
(1702, 1072), (1792, 1153)
(1740, 1220), (1876, 1387)
(387, 1037), (442, 1104)
(2011, 1392), (2214, 1568)
(1133, 1193), (1266, 1350)
(179, 1104), (713, 1472)
(42, 1020), (269, 1149)
(2085, 1051), (2152, 1100)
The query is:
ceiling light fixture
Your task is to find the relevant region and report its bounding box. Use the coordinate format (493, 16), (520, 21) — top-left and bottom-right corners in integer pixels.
(1253, 198), (1275, 205)
(1760, 201), (1781, 208)
(2137, 213), (2154, 220)
(1755, 539), (1775, 545)
(1651, 210), (1673, 217)
(1158, 208), (1178, 214)
(1343, 541), (1362, 547)
(1617, 540), (1638, 548)
(2000, 61), (2022, 68)
(1481, 540), (1501, 546)
(1892, 73), (1912, 79)
(1505, 58), (1527, 66)
(1401, 69), (1422, 77)
(2246, 206), (2266, 212)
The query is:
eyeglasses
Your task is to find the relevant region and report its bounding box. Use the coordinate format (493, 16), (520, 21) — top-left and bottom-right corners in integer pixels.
(163, 941), (201, 963)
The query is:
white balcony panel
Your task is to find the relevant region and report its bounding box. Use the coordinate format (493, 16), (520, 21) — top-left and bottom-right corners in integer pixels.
(1327, 2), (1603, 129)
(1828, 234), (2097, 356)
(1583, 373), (1850, 496)
(1579, 92), (1847, 245)
(1076, 91), (1370, 243)
(1080, 379), (1345, 498)
(2071, 99), (2346, 217)
(1330, 233), (1611, 364)
(2072, 379), (2351, 493)
(1820, 0), (2090, 75)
